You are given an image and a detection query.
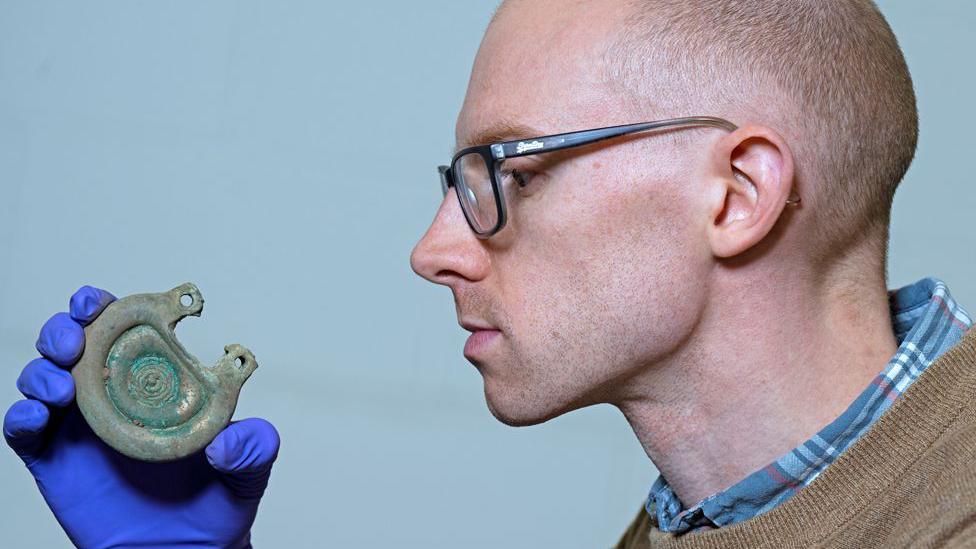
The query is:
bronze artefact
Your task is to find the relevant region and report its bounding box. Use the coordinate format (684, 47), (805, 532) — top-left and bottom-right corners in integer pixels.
(72, 283), (258, 462)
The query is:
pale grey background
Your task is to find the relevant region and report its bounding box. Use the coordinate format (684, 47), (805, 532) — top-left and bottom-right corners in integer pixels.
(0, 1), (972, 547)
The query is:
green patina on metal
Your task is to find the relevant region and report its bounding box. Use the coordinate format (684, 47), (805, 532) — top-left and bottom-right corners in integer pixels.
(72, 283), (258, 462)
(126, 355), (180, 408)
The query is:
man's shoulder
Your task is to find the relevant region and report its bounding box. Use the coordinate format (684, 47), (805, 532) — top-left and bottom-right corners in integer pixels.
(901, 395), (976, 501)
(813, 396), (976, 547)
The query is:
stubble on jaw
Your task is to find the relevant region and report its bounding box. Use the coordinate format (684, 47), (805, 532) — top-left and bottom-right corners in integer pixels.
(458, 0), (715, 426)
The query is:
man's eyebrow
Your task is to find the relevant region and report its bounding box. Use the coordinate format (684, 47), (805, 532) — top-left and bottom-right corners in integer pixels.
(455, 121), (542, 153)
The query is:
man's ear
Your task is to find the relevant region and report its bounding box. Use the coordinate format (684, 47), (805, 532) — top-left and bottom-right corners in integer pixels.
(705, 125), (796, 258)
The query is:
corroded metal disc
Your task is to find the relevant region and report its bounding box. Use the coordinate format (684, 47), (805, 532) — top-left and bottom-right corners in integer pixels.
(72, 283), (258, 462)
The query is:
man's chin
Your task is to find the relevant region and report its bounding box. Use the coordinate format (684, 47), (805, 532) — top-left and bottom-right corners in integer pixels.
(482, 384), (568, 427)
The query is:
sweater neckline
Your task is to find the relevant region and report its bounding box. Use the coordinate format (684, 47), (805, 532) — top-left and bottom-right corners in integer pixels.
(646, 324), (976, 546)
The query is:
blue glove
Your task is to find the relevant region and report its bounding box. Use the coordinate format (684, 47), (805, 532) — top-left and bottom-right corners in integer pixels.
(4, 286), (280, 548)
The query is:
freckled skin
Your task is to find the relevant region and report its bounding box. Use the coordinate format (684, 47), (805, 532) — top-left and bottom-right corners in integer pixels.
(411, 0), (713, 426)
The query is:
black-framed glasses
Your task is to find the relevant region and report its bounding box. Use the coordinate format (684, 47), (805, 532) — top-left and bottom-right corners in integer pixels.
(437, 115), (801, 238)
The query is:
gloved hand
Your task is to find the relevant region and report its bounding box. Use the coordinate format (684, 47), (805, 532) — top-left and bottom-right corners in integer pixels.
(3, 286), (280, 549)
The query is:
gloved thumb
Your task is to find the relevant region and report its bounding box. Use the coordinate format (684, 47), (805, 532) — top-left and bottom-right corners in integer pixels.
(205, 417), (280, 500)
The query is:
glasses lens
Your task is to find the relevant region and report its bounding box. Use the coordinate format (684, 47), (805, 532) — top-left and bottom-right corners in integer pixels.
(454, 152), (499, 234)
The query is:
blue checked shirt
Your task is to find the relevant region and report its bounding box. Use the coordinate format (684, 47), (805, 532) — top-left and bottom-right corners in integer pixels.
(647, 277), (973, 534)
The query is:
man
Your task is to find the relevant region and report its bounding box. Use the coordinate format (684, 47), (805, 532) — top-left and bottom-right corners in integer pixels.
(411, 0), (976, 547)
(5, 2), (975, 549)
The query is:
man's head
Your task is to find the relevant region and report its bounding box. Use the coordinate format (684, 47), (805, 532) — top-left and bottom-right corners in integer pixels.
(411, 0), (916, 426)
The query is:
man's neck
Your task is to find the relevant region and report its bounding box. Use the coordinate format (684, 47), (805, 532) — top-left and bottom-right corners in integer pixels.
(615, 269), (898, 507)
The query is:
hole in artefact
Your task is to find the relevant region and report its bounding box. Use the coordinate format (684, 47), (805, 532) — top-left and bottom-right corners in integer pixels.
(181, 294), (193, 307)
(236, 356), (246, 368)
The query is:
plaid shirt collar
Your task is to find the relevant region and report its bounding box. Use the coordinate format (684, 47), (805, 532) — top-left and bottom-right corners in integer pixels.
(646, 277), (973, 534)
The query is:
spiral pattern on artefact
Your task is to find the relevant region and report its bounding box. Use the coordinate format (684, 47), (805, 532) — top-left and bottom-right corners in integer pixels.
(127, 356), (179, 408)
(105, 324), (205, 429)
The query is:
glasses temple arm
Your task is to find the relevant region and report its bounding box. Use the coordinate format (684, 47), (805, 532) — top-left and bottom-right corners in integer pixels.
(499, 116), (738, 158)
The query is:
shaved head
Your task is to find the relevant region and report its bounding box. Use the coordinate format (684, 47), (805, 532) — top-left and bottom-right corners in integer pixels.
(496, 0), (917, 272)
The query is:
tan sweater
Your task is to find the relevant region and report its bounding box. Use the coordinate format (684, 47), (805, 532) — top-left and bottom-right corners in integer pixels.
(616, 325), (976, 549)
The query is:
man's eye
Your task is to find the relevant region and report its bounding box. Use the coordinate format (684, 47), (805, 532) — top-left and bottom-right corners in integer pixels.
(501, 168), (535, 189)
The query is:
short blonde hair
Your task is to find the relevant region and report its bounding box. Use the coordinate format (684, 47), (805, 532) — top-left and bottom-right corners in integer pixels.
(608, 0), (918, 262)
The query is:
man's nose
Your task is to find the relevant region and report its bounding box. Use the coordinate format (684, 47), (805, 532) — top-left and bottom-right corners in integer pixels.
(410, 194), (490, 286)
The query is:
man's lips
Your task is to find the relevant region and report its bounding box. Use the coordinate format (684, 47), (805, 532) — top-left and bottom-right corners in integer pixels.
(459, 319), (495, 332)
(463, 329), (501, 358)
(460, 320), (502, 358)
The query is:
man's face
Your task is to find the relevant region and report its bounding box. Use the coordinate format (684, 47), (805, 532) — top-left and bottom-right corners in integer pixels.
(411, 0), (714, 425)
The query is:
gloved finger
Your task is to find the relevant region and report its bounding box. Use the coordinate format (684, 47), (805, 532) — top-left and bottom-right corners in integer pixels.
(3, 399), (51, 464)
(69, 286), (116, 326)
(206, 418), (281, 499)
(17, 358), (75, 407)
(35, 312), (85, 367)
